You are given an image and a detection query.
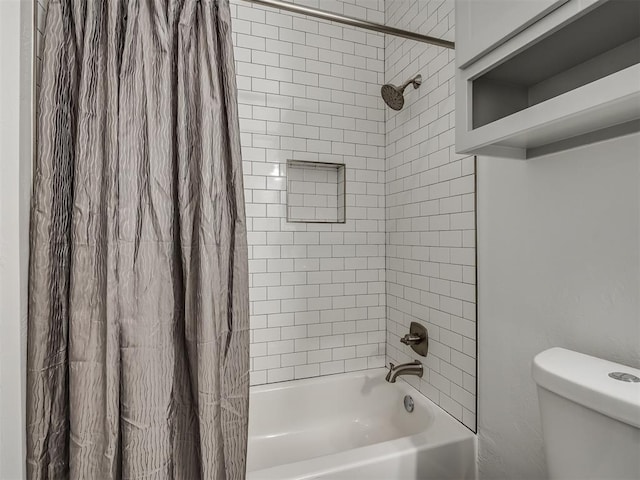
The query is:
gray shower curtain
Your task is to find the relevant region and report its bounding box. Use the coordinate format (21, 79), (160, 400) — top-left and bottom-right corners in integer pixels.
(26, 0), (249, 478)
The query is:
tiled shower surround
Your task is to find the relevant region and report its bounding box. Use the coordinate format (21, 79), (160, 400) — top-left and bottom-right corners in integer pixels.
(231, 0), (475, 429)
(230, 0), (388, 385)
(36, 0), (475, 430)
(385, 0), (476, 430)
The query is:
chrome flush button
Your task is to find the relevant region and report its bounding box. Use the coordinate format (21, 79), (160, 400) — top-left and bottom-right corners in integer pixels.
(608, 371), (640, 383)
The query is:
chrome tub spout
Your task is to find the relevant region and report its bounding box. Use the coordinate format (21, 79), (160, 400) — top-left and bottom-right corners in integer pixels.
(385, 360), (423, 383)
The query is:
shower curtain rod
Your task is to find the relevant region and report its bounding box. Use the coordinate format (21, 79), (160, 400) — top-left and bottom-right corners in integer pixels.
(238, 0), (455, 49)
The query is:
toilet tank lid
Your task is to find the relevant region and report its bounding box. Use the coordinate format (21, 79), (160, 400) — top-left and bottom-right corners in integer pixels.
(533, 348), (640, 428)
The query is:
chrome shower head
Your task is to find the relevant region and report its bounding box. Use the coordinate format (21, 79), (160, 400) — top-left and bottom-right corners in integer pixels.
(381, 74), (422, 110)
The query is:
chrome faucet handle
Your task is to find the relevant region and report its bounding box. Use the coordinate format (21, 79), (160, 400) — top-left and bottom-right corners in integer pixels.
(400, 322), (429, 357)
(400, 333), (423, 345)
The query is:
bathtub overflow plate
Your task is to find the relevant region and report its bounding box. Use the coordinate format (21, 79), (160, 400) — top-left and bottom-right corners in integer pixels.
(608, 371), (640, 383)
(403, 395), (414, 413)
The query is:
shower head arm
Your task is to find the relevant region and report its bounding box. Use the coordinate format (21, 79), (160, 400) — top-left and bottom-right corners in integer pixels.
(381, 74), (423, 110)
(399, 75), (422, 93)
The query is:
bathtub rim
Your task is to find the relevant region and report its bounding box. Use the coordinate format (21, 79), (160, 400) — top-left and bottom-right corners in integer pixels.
(247, 367), (477, 480)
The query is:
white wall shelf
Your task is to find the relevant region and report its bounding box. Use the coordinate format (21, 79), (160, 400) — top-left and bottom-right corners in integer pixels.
(456, 0), (640, 158)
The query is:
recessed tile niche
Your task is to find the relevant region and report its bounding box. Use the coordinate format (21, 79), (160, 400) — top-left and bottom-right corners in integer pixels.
(286, 160), (346, 223)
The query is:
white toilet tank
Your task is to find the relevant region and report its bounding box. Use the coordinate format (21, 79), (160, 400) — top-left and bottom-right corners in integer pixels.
(532, 348), (640, 480)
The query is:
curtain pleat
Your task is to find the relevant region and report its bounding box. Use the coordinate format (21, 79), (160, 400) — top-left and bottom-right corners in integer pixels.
(27, 1), (249, 478)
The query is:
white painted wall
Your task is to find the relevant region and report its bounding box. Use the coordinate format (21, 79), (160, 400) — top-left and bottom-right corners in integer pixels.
(477, 133), (640, 479)
(0, 0), (33, 478)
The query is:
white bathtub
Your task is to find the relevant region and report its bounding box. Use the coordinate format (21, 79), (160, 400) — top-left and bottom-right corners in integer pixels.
(247, 368), (477, 480)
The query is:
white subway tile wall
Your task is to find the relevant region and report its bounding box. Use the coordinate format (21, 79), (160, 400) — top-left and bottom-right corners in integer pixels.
(385, 0), (476, 431)
(230, 0), (388, 386)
